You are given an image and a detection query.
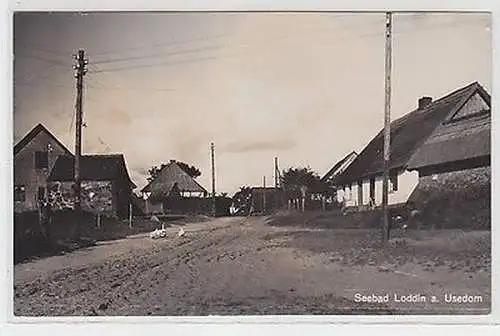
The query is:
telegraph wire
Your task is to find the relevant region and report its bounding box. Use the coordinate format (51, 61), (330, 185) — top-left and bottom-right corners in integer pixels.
(88, 17), (486, 74)
(92, 44), (223, 65)
(14, 53), (68, 66)
(89, 18), (382, 67)
(90, 15), (484, 69)
(16, 63), (66, 86)
(18, 41), (72, 58)
(91, 32), (230, 59)
(88, 20), (383, 73)
(89, 16), (365, 59)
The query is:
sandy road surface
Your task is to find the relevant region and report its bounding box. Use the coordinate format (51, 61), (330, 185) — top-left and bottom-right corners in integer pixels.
(13, 216), (490, 316)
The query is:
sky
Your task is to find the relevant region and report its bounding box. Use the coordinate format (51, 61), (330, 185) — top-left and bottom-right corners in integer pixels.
(13, 12), (492, 195)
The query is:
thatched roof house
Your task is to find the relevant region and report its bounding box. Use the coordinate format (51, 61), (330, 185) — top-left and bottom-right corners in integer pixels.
(334, 81), (490, 209)
(141, 160), (208, 201)
(336, 81), (489, 185)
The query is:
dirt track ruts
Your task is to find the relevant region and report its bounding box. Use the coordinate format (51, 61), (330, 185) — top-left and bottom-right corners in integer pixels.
(14, 216), (490, 316)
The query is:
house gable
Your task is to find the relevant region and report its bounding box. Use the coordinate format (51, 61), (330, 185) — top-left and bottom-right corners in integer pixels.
(407, 83), (491, 172)
(13, 123), (73, 212)
(14, 123), (72, 157)
(446, 92), (490, 123)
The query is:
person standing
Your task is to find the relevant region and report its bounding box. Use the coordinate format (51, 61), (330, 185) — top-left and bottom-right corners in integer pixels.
(40, 198), (53, 245)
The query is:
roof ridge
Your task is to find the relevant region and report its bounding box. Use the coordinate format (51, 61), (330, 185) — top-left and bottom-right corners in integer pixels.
(14, 123), (73, 156)
(388, 81), (479, 128)
(321, 150), (358, 181)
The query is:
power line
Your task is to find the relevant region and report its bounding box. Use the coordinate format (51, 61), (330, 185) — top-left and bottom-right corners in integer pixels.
(88, 18), (484, 75)
(91, 32), (231, 59)
(16, 46), (70, 63)
(92, 44), (223, 65)
(14, 53), (68, 66)
(17, 41), (72, 58)
(86, 67), (176, 92)
(89, 53), (225, 74)
(16, 82), (72, 88)
(89, 18), (382, 69)
(16, 63), (66, 85)
(88, 28), (380, 74)
(88, 15), (368, 59)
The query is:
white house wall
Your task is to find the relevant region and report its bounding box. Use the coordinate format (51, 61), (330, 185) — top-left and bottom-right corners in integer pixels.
(340, 170), (419, 208)
(388, 170), (419, 205)
(337, 189), (343, 203)
(362, 181), (370, 205)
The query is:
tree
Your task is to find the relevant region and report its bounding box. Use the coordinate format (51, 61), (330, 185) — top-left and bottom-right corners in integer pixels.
(176, 161), (201, 179)
(280, 167), (331, 211)
(281, 167), (323, 191)
(231, 186), (253, 215)
(147, 164), (166, 182)
(147, 160), (201, 182)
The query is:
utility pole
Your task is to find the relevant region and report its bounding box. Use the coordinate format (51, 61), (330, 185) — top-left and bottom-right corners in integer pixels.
(382, 12), (393, 244)
(73, 49), (88, 239)
(274, 156), (283, 208)
(263, 176), (267, 214)
(211, 142), (216, 217)
(274, 157), (279, 188)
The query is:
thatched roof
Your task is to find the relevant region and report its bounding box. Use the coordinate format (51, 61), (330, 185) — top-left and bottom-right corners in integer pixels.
(407, 83), (490, 171)
(336, 82), (485, 185)
(48, 154), (136, 188)
(141, 160), (208, 199)
(321, 151), (357, 184)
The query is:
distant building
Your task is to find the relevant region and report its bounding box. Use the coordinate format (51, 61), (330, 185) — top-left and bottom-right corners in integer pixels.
(47, 154), (136, 218)
(335, 81), (490, 210)
(250, 187), (283, 214)
(320, 151), (357, 203)
(14, 123), (73, 213)
(141, 160), (208, 214)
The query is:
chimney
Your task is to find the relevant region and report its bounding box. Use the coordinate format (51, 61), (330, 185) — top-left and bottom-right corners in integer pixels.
(418, 96), (433, 109)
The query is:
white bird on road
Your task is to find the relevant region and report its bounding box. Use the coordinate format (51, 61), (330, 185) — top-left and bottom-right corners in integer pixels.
(150, 223), (167, 239)
(178, 227), (185, 237)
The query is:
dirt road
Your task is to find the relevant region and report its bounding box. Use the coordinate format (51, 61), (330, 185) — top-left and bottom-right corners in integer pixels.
(13, 216), (490, 316)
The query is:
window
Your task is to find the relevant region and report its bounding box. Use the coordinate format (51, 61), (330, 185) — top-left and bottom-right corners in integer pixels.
(14, 185), (26, 202)
(390, 173), (399, 192)
(37, 187), (45, 202)
(369, 178), (375, 200)
(34, 151), (49, 169)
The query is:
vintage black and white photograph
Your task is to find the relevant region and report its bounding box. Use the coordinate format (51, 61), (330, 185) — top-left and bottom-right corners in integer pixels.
(12, 11), (491, 316)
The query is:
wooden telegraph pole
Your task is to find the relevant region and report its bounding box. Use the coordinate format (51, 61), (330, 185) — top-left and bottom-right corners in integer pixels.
(211, 142), (216, 217)
(382, 12), (393, 244)
(263, 176), (267, 214)
(274, 157), (283, 208)
(73, 49), (88, 239)
(274, 157), (279, 188)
